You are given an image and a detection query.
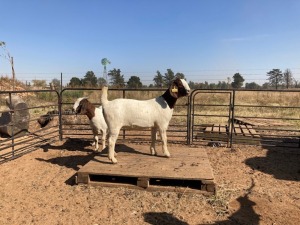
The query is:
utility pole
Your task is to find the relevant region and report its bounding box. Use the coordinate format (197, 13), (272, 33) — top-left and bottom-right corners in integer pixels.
(11, 57), (15, 91)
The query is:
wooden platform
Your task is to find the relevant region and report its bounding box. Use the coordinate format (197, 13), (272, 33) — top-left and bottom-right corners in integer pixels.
(196, 124), (229, 142)
(234, 117), (291, 127)
(232, 124), (260, 144)
(196, 123), (260, 144)
(77, 144), (215, 194)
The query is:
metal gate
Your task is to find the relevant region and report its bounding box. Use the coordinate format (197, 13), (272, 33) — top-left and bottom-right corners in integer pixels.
(0, 89), (60, 163)
(189, 89), (300, 148)
(188, 89), (232, 146)
(231, 89), (300, 148)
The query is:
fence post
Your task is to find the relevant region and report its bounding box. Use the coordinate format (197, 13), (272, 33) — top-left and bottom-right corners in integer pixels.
(9, 93), (15, 157)
(122, 89), (126, 140)
(229, 90), (236, 148)
(187, 91), (192, 145)
(58, 90), (63, 141)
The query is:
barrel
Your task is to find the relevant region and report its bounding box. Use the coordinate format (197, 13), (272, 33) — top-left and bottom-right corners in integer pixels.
(0, 95), (30, 137)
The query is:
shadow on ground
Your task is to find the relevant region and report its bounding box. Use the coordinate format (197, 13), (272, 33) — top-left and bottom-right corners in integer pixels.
(144, 212), (188, 225)
(201, 181), (260, 225)
(40, 137), (94, 153)
(40, 137), (152, 156)
(245, 146), (300, 181)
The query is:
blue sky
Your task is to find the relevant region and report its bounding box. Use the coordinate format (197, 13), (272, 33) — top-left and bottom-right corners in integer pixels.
(1, 0), (300, 86)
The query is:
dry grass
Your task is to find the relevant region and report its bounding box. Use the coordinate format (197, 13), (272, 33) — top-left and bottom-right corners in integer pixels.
(1, 80), (300, 128)
(192, 90), (300, 127)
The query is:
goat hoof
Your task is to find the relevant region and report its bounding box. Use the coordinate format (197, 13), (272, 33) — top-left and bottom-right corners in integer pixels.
(164, 153), (171, 158)
(111, 158), (118, 164)
(150, 149), (157, 156)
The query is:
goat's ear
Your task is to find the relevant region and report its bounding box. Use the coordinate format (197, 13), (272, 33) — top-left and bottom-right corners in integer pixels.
(75, 104), (82, 114)
(76, 100), (86, 114)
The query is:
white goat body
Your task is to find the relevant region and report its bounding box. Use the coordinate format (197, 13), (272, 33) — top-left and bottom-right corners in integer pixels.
(73, 97), (108, 151)
(101, 78), (190, 163)
(103, 97), (172, 128)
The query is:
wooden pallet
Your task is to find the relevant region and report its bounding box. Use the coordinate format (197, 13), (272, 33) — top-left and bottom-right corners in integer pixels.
(234, 117), (291, 127)
(232, 124), (260, 144)
(77, 144), (215, 194)
(196, 124), (260, 144)
(195, 124), (229, 142)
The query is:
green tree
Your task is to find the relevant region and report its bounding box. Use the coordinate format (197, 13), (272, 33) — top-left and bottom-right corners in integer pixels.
(153, 70), (164, 87)
(163, 69), (175, 86)
(262, 82), (270, 89)
(267, 69), (283, 90)
(188, 81), (196, 89)
(127, 76), (143, 88)
(283, 69), (293, 89)
(32, 79), (47, 88)
(209, 83), (217, 89)
(97, 77), (107, 87)
(245, 82), (261, 89)
(231, 73), (245, 89)
(82, 71), (97, 87)
(175, 72), (185, 79)
(69, 77), (82, 87)
(108, 68), (125, 87)
(217, 81), (228, 89)
(50, 78), (61, 91)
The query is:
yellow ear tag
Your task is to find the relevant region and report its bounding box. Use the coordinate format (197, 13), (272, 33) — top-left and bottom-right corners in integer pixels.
(172, 86), (178, 92)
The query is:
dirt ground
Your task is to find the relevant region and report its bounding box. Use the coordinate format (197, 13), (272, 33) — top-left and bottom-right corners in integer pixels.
(0, 139), (299, 225)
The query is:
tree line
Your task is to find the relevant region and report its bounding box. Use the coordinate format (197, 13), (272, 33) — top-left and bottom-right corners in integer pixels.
(66, 68), (297, 90)
(17, 68), (298, 91)
(67, 68), (186, 88)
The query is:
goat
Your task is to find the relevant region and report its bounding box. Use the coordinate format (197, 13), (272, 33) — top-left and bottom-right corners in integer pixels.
(73, 97), (108, 151)
(101, 78), (190, 163)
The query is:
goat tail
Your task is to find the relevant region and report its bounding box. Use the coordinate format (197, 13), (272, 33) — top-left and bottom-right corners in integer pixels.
(101, 86), (108, 105)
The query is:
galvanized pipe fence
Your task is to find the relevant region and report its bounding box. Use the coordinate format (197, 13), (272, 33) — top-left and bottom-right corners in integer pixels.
(0, 89), (60, 163)
(189, 89), (300, 148)
(1, 88), (300, 163)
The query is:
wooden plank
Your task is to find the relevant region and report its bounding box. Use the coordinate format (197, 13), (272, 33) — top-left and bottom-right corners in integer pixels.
(80, 153), (212, 180)
(234, 124), (243, 135)
(234, 117), (291, 127)
(246, 124), (260, 138)
(219, 125), (227, 134)
(196, 124), (229, 142)
(77, 144), (215, 193)
(196, 123), (262, 144)
(212, 124), (218, 133)
(240, 125), (250, 136)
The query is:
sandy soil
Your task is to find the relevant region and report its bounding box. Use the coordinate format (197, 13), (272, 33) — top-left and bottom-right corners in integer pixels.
(0, 139), (299, 225)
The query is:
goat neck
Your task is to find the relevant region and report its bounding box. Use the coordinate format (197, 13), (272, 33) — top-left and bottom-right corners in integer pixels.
(84, 100), (96, 120)
(161, 89), (177, 109)
(85, 103), (96, 120)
